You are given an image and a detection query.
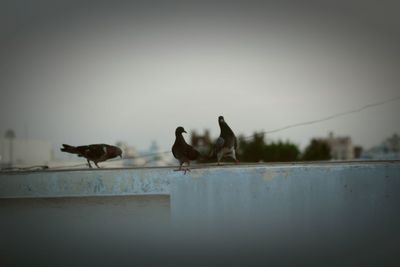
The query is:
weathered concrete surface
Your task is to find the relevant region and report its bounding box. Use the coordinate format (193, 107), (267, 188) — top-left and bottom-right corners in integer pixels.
(0, 168), (171, 198)
(170, 161), (400, 265)
(1, 162), (400, 265)
(0, 195), (171, 266)
(171, 161), (400, 225)
(3, 161), (399, 199)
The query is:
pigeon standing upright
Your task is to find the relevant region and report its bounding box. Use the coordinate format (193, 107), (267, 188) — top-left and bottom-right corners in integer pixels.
(172, 126), (201, 173)
(60, 144), (122, 168)
(214, 115), (239, 165)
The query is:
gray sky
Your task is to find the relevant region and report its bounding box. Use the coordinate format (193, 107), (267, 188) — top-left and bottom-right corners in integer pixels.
(1, 1), (399, 153)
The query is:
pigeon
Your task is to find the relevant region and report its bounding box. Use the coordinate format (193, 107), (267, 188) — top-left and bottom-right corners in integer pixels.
(172, 126), (201, 173)
(214, 115), (239, 165)
(61, 144), (122, 168)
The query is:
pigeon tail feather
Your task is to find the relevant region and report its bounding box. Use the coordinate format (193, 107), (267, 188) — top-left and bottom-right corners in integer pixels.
(60, 144), (79, 154)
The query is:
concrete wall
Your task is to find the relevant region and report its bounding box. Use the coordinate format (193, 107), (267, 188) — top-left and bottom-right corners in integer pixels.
(1, 161), (400, 265)
(171, 161), (400, 225)
(0, 167), (171, 198)
(0, 195), (171, 266)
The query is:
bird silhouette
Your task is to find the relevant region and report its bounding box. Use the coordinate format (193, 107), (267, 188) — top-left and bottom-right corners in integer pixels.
(61, 144), (122, 168)
(214, 116), (239, 165)
(172, 126), (201, 174)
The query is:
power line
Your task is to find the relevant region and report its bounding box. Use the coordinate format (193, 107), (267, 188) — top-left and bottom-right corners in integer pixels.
(243, 95), (400, 139)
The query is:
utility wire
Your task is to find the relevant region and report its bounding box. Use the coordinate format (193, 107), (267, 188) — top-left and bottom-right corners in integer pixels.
(243, 95), (400, 139)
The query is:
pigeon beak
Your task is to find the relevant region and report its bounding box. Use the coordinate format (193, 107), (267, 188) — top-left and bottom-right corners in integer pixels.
(183, 130), (187, 134)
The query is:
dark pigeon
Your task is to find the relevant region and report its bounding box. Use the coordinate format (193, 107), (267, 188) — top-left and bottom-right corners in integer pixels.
(214, 115), (239, 165)
(61, 144), (122, 168)
(172, 126), (201, 173)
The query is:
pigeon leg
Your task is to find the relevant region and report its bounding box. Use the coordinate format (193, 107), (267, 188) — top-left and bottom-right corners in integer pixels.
(174, 162), (191, 174)
(183, 168), (191, 174)
(174, 168), (189, 174)
(179, 162), (183, 171)
(95, 162), (100, 168)
(231, 150), (239, 164)
(174, 162), (184, 172)
(184, 162), (191, 174)
(217, 152), (223, 166)
(87, 159), (93, 168)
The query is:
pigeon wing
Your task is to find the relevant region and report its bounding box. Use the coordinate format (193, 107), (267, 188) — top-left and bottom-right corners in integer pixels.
(215, 137), (225, 153)
(220, 121), (236, 149)
(74, 145), (90, 156)
(85, 144), (107, 161)
(172, 142), (187, 161)
(186, 145), (200, 161)
(172, 143), (184, 161)
(222, 134), (237, 150)
(234, 136), (238, 150)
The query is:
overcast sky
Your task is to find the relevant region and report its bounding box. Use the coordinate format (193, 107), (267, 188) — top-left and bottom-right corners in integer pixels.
(1, 0), (399, 154)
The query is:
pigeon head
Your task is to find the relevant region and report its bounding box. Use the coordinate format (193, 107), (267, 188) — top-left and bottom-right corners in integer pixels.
(175, 126), (187, 136)
(218, 116), (225, 124)
(108, 146), (123, 158)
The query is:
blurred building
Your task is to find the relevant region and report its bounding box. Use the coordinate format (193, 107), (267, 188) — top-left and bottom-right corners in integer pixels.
(115, 141), (140, 159)
(317, 132), (354, 160)
(385, 133), (400, 152)
(103, 141), (175, 168)
(139, 141), (174, 167)
(191, 129), (212, 155)
(362, 133), (400, 160)
(113, 141), (145, 167)
(0, 138), (53, 167)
